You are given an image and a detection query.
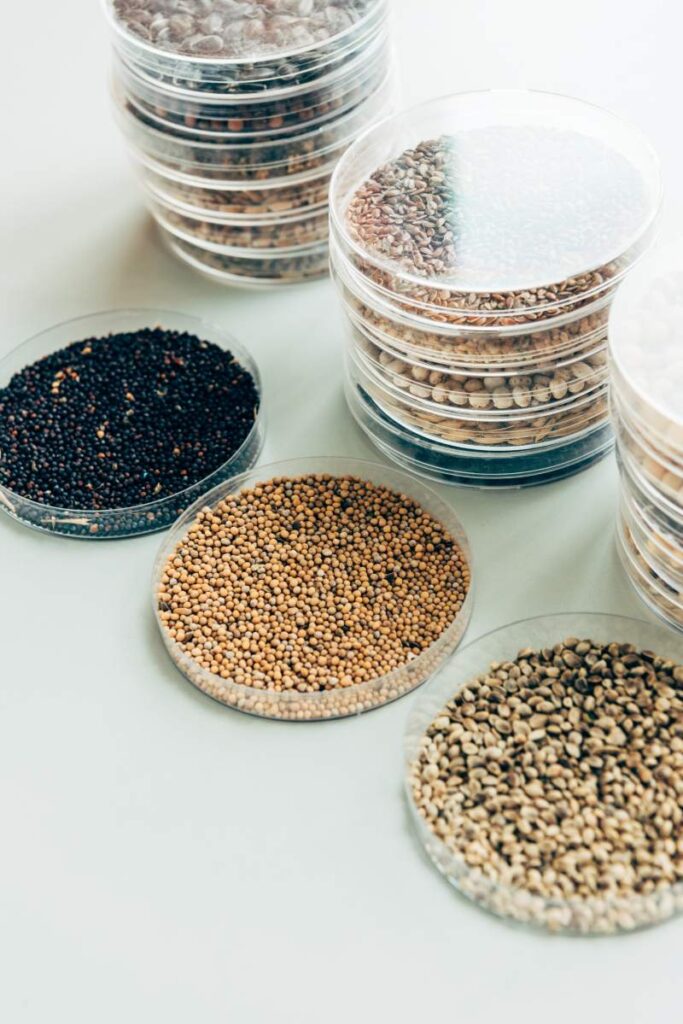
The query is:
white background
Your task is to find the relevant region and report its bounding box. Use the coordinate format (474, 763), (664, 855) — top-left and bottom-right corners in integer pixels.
(1, 2), (682, 1021)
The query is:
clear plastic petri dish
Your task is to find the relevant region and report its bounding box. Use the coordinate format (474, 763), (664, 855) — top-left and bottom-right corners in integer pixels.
(164, 231), (330, 286)
(617, 512), (683, 631)
(345, 378), (613, 488)
(139, 156), (334, 216)
(613, 406), (683, 513)
(330, 233), (615, 356)
(152, 197), (329, 252)
(609, 240), (683, 460)
(152, 455), (474, 721)
(348, 321), (608, 417)
(621, 491), (683, 591)
(121, 18), (389, 101)
(115, 33), (390, 138)
(115, 70), (395, 180)
(330, 90), (661, 322)
(0, 310), (264, 539)
(620, 454), (683, 553)
(339, 281), (610, 372)
(405, 612), (683, 934)
(349, 352), (610, 450)
(104, 0), (388, 90)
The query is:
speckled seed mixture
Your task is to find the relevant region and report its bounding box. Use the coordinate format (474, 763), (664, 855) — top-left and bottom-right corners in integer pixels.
(158, 474), (470, 693)
(0, 328), (258, 510)
(411, 638), (683, 930)
(346, 136), (625, 321)
(113, 0), (375, 58)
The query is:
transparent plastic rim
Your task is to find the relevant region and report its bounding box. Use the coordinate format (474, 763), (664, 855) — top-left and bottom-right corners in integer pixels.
(115, 27), (390, 105)
(613, 394), (683, 482)
(349, 340), (608, 422)
(152, 454), (474, 719)
(137, 148), (338, 191)
(618, 511), (683, 609)
(346, 379), (614, 481)
(165, 232), (329, 287)
(104, 0), (388, 70)
(116, 49), (389, 143)
(611, 361), (683, 463)
(145, 176), (330, 223)
(330, 231), (618, 337)
(621, 493), (683, 590)
(348, 373), (610, 457)
(343, 296), (609, 374)
(616, 439), (683, 527)
(153, 202), (328, 257)
(116, 30), (389, 115)
(115, 71), (395, 169)
(330, 89), (662, 310)
(404, 611), (683, 933)
(0, 308), (263, 523)
(348, 313), (608, 383)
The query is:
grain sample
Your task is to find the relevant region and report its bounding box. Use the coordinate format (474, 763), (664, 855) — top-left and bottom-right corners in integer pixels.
(410, 636), (683, 932)
(157, 473), (471, 719)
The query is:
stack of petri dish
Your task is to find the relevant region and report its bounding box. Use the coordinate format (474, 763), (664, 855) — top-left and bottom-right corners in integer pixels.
(610, 243), (683, 631)
(103, 0), (394, 286)
(330, 90), (662, 486)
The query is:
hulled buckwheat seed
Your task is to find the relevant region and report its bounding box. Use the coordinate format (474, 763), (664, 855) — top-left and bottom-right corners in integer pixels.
(410, 637), (683, 932)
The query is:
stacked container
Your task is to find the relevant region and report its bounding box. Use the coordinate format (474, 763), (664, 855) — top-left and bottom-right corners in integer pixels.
(330, 91), (661, 486)
(610, 244), (683, 631)
(103, 0), (394, 285)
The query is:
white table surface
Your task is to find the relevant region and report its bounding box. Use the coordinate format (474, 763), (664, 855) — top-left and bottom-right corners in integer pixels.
(2, 3), (682, 1021)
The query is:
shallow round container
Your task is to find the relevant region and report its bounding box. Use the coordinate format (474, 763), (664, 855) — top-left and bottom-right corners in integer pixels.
(349, 324), (608, 419)
(140, 157), (333, 217)
(609, 240), (683, 460)
(116, 71), (394, 181)
(346, 378), (613, 488)
(614, 408), (683, 513)
(621, 455), (683, 553)
(342, 287), (610, 374)
(116, 34), (390, 138)
(617, 514), (683, 632)
(349, 352), (610, 450)
(122, 18), (388, 101)
(165, 231), (329, 286)
(621, 492), (683, 591)
(104, 0), (388, 89)
(153, 455), (474, 721)
(331, 90), (661, 322)
(153, 196), (329, 252)
(0, 310), (264, 539)
(405, 612), (683, 934)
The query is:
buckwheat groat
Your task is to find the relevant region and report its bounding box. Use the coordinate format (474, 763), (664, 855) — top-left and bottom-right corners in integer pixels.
(410, 637), (683, 933)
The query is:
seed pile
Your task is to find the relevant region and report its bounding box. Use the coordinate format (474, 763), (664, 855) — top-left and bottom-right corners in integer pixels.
(113, 0), (375, 59)
(158, 474), (470, 695)
(0, 328), (259, 510)
(411, 637), (683, 931)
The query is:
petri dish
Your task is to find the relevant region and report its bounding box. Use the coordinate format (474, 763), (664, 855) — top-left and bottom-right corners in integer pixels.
(0, 310), (264, 539)
(331, 90), (661, 318)
(153, 455), (474, 721)
(405, 612), (683, 933)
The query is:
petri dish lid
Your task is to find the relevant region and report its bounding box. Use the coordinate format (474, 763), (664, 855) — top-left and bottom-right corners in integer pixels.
(610, 240), (683, 434)
(331, 90), (661, 299)
(104, 0), (384, 66)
